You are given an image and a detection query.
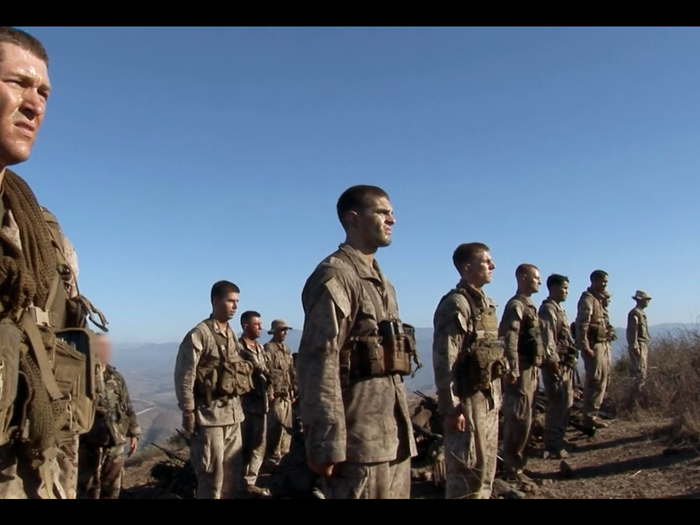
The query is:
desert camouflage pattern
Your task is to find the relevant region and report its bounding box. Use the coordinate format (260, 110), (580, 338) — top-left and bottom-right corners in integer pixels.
(265, 340), (296, 462)
(432, 281), (502, 499)
(174, 319), (245, 498)
(296, 243), (416, 499)
(576, 290), (609, 426)
(627, 306), (649, 386)
(499, 295), (541, 474)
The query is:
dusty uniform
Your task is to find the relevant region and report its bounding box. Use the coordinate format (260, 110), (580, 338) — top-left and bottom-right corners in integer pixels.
(264, 340), (296, 462)
(432, 281), (506, 499)
(538, 299), (576, 454)
(78, 364), (141, 498)
(296, 243), (417, 499)
(575, 289), (609, 427)
(174, 317), (252, 498)
(0, 170), (105, 499)
(499, 294), (544, 475)
(239, 338), (272, 489)
(627, 307), (648, 386)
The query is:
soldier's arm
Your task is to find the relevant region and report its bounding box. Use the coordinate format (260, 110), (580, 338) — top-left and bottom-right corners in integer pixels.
(118, 374), (143, 438)
(626, 310), (639, 349)
(431, 295), (469, 418)
(499, 301), (524, 378)
(173, 328), (204, 413)
(296, 272), (354, 465)
(538, 303), (560, 365)
(576, 295), (593, 353)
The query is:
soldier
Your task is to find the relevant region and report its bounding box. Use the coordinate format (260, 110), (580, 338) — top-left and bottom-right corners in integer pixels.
(296, 184), (417, 499)
(238, 310), (272, 496)
(0, 27), (108, 499)
(539, 274), (577, 459)
(627, 290), (651, 389)
(432, 242), (506, 499)
(575, 270), (610, 429)
(264, 319), (297, 466)
(78, 333), (141, 498)
(499, 263), (545, 481)
(601, 290), (615, 395)
(174, 280), (255, 499)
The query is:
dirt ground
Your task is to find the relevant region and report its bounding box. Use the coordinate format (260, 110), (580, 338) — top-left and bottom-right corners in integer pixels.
(121, 416), (700, 499)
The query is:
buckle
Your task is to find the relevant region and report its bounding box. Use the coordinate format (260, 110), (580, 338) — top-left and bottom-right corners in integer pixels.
(27, 306), (51, 327)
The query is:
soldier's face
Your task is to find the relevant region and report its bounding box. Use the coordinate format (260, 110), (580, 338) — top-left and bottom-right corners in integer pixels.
(0, 43), (50, 168)
(214, 292), (239, 320)
(354, 196), (394, 248)
(277, 328), (288, 341)
(466, 250), (495, 286)
(525, 268), (541, 293)
(96, 336), (111, 364)
(592, 276), (608, 292)
(245, 317), (262, 339)
(552, 281), (569, 301)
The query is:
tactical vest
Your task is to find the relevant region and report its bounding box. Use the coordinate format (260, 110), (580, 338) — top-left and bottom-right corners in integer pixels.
(334, 249), (421, 385)
(439, 285), (506, 396)
(508, 295), (544, 365)
(581, 291), (607, 344)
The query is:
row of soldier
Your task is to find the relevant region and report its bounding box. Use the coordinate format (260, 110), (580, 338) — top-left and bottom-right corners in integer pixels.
(0, 27), (653, 499)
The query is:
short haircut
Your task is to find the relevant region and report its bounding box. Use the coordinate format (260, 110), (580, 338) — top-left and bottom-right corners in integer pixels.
(590, 270), (608, 282)
(452, 242), (490, 271)
(210, 280), (240, 302)
(240, 310), (261, 326)
(0, 27), (48, 65)
(516, 263), (538, 278)
(546, 273), (569, 289)
(336, 185), (389, 228)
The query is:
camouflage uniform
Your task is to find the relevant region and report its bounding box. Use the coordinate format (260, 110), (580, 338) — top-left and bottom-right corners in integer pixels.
(78, 364), (141, 498)
(539, 299), (576, 456)
(432, 280), (504, 499)
(264, 330), (297, 463)
(626, 291), (651, 388)
(174, 317), (245, 498)
(499, 294), (544, 476)
(296, 243), (417, 499)
(575, 288), (609, 428)
(239, 337), (272, 490)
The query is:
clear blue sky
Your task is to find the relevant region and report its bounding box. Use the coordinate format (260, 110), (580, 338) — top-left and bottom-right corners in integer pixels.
(15, 27), (700, 344)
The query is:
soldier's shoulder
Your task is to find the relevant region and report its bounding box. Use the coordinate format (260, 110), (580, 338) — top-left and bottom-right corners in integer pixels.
(436, 289), (471, 314)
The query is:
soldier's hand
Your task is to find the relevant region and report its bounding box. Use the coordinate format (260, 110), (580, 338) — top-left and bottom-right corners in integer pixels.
(632, 346), (641, 356)
(551, 361), (560, 375)
(584, 348), (595, 358)
(182, 411), (195, 434)
(307, 460), (335, 477)
(128, 437), (138, 457)
(445, 414), (466, 432)
(505, 373), (518, 385)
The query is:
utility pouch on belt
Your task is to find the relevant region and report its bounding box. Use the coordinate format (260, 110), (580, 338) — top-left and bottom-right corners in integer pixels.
(463, 342), (507, 396)
(0, 319), (22, 447)
(53, 328), (100, 435)
(378, 318), (413, 376)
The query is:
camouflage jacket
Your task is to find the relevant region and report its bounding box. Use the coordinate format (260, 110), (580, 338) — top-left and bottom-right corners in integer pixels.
(95, 365), (142, 447)
(264, 340), (297, 398)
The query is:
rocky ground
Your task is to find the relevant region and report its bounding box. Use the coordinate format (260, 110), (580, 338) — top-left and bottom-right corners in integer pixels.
(121, 413), (700, 499)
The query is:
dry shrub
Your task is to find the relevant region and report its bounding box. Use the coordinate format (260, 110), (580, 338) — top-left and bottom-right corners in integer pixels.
(608, 325), (700, 442)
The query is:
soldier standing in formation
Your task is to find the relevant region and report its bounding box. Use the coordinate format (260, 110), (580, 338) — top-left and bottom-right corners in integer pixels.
(432, 242), (505, 499)
(264, 319), (297, 466)
(0, 27), (108, 499)
(296, 185), (416, 499)
(238, 310), (272, 496)
(499, 264), (545, 481)
(78, 333), (141, 498)
(575, 270), (610, 429)
(538, 274), (576, 459)
(627, 290), (651, 391)
(174, 280), (254, 499)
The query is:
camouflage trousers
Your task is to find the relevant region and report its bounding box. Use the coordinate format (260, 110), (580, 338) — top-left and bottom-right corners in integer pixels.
(241, 412), (266, 488)
(56, 433), (79, 498)
(444, 380), (502, 499)
(0, 444), (64, 498)
(266, 396), (292, 462)
(542, 364), (574, 452)
(628, 341), (648, 386)
(77, 443), (124, 498)
(190, 423), (243, 499)
(321, 454), (411, 499)
(582, 343), (609, 425)
(502, 363), (539, 474)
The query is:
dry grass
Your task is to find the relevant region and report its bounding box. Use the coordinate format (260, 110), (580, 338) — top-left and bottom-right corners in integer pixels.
(608, 324), (700, 444)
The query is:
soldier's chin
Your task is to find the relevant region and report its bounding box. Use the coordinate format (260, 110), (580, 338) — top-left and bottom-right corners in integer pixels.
(0, 144), (33, 166)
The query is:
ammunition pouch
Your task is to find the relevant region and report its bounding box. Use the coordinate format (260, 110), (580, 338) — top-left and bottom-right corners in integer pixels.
(196, 359), (254, 404)
(457, 342), (507, 397)
(558, 346), (578, 368)
(588, 322), (607, 344)
(0, 319), (22, 447)
(378, 319), (418, 376)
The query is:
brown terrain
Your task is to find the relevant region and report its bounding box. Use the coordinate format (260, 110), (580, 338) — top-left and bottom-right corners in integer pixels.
(120, 328), (700, 499)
